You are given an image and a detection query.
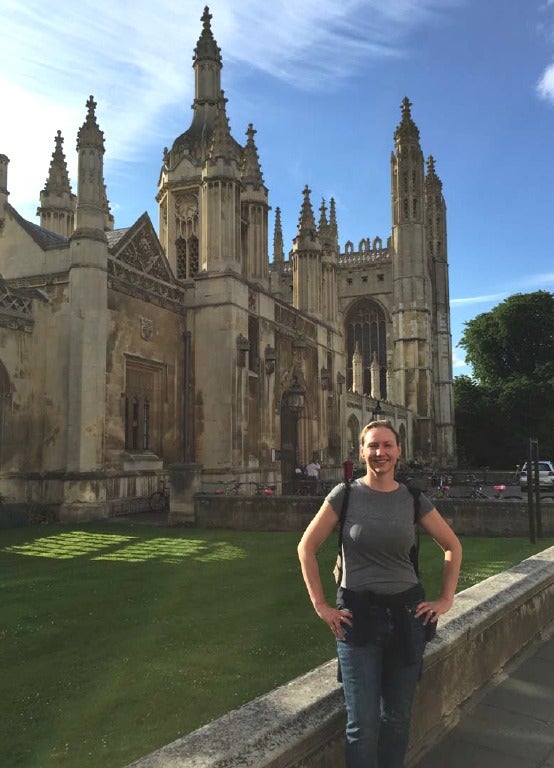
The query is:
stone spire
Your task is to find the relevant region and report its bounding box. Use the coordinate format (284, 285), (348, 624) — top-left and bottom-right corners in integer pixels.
(273, 206), (284, 263)
(37, 131), (76, 237)
(318, 199), (330, 245)
(43, 131), (72, 196)
(329, 197), (339, 249)
(208, 92), (237, 163)
(72, 95), (108, 239)
(295, 185), (318, 244)
(425, 155), (442, 191)
(164, 5), (225, 169)
(241, 124), (264, 187)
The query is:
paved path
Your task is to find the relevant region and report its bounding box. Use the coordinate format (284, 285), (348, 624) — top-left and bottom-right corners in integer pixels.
(415, 632), (554, 767)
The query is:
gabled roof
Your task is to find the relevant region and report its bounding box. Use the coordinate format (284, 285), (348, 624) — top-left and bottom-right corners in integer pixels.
(4, 203), (68, 249)
(107, 212), (174, 283)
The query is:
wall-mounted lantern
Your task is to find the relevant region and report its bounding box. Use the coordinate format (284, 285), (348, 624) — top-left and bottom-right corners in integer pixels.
(264, 345), (277, 375)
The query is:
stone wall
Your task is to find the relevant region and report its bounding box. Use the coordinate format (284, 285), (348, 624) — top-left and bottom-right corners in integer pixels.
(195, 494), (554, 536)
(126, 547), (554, 768)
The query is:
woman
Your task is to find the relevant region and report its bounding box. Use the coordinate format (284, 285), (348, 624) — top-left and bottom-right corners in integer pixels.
(297, 420), (462, 768)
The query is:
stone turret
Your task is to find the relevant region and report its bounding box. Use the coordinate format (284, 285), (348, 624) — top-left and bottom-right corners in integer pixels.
(71, 95), (109, 241)
(425, 154), (456, 463)
(158, 7), (241, 276)
(241, 124), (269, 281)
(37, 131), (76, 237)
(66, 96), (109, 472)
(200, 93), (241, 272)
(291, 185), (322, 315)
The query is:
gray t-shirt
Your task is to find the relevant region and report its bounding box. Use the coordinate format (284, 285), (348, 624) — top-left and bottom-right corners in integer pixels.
(327, 480), (434, 595)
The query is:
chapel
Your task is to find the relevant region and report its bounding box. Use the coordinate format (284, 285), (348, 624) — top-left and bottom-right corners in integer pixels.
(0, 6), (455, 518)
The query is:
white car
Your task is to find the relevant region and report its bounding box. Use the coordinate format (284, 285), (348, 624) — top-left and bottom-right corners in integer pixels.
(520, 460), (554, 490)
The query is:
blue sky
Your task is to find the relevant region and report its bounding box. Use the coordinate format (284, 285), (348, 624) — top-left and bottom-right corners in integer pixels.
(2, 0), (554, 375)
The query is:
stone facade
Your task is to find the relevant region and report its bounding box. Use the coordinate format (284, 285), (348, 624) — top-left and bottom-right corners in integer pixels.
(0, 7), (455, 517)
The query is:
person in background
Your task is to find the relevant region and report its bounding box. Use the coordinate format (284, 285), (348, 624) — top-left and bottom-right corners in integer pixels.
(306, 456), (321, 479)
(297, 419), (462, 768)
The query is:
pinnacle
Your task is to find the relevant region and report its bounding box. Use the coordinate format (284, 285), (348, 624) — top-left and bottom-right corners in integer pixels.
(241, 123), (264, 186)
(297, 185), (317, 237)
(194, 5), (222, 64)
(43, 130), (72, 195)
(394, 96), (420, 143)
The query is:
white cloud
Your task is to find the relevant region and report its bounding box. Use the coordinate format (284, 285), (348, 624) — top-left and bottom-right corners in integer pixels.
(452, 351), (468, 369)
(451, 292), (506, 307)
(537, 63), (554, 102)
(0, 0), (461, 217)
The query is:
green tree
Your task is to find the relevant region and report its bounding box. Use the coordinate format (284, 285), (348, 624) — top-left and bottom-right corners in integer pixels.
(455, 291), (554, 467)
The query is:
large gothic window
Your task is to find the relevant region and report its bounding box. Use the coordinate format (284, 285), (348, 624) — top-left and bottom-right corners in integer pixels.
(345, 299), (387, 398)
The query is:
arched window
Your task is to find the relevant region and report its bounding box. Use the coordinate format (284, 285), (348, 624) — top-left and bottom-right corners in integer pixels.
(188, 236), (199, 277)
(345, 299), (387, 398)
(176, 237), (187, 280)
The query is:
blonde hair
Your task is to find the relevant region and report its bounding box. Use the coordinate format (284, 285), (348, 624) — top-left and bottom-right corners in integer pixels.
(359, 419), (400, 447)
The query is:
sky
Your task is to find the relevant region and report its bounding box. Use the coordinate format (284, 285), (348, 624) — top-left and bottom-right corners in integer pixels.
(1, 0), (554, 376)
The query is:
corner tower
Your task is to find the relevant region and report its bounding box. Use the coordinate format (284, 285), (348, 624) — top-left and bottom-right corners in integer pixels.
(66, 96), (109, 472)
(425, 155), (456, 464)
(157, 6), (241, 278)
(390, 98), (433, 459)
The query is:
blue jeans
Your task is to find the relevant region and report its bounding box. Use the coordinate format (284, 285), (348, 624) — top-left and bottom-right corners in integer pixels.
(336, 609), (426, 768)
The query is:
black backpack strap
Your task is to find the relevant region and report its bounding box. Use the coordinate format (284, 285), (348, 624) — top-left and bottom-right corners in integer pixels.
(407, 485), (422, 577)
(337, 480), (352, 556)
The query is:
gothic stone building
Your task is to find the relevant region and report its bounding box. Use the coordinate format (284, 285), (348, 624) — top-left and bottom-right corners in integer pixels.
(0, 7), (455, 519)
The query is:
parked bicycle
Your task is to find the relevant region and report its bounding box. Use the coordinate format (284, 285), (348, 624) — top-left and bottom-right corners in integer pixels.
(149, 479), (170, 512)
(471, 483), (522, 500)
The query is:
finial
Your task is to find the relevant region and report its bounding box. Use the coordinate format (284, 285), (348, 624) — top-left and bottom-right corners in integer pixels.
(401, 96), (412, 121)
(202, 6), (212, 28)
(394, 96), (420, 143)
(86, 95), (97, 119)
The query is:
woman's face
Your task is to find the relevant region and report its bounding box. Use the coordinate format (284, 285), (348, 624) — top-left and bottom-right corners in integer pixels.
(360, 426), (401, 477)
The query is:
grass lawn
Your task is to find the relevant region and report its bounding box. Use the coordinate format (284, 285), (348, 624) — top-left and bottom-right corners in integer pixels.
(1, 523), (552, 768)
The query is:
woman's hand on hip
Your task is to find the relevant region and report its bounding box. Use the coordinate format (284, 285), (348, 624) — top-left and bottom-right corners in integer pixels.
(414, 596), (453, 624)
(315, 602), (352, 640)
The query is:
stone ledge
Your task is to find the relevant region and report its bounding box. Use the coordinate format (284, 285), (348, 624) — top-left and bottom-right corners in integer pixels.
(126, 547), (554, 768)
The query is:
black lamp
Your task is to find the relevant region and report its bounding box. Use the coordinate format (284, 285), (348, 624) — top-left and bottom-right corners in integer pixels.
(371, 400), (382, 421)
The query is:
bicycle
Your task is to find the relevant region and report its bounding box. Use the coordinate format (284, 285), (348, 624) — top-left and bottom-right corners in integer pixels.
(149, 480), (170, 512)
(469, 484), (522, 501)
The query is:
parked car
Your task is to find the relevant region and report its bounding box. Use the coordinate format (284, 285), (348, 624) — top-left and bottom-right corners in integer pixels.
(520, 460), (554, 490)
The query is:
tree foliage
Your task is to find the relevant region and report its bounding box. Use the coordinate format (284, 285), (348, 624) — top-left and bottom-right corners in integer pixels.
(455, 291), (554, 467)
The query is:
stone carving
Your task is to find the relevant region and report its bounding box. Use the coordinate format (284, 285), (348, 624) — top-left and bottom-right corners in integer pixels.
(140, 317), (153, 341)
